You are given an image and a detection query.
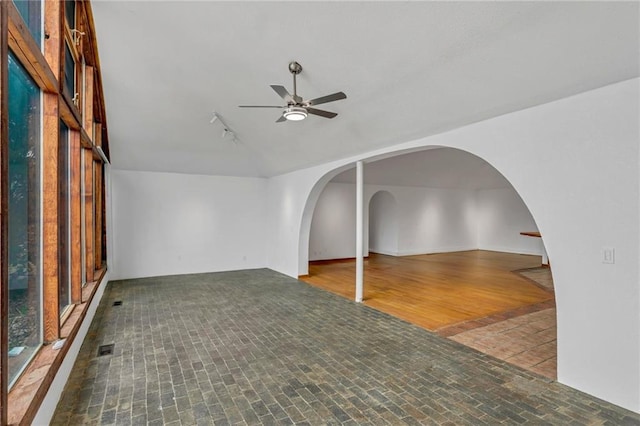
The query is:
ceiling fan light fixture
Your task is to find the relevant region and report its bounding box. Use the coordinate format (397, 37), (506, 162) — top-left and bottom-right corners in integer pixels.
(239, 61), (346, 123)
(283, 106), (307, 121)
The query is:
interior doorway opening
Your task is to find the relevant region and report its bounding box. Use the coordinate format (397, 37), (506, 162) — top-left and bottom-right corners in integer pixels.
(302, 147), (557, 379)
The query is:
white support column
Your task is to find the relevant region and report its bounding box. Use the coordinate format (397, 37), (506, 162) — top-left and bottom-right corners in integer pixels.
(355, 161), (364, 303)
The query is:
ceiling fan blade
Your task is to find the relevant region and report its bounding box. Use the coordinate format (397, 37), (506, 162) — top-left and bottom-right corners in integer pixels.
(276, 115), (287, 123)
(270, 85), (294, 102)
(239, 105), (284, 108)
(306, 107), (337, 119)
(306, 91), (347, 106)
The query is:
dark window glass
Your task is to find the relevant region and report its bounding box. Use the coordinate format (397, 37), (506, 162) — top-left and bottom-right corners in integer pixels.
(59, 121), (71, 314)
(7, 53), (42, 386)
(64, 42), (75, 98)
(12, 0), (42, 47)
(65, 0), (75, 29)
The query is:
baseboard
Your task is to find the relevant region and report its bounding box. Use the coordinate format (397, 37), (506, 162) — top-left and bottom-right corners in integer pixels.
(353, 246), (541, 258)
(395, 246), (478, 257)
(478, 245), (543, 256)
(308, 255), (371, 263)
(111, 265), (269, 281)
(368, 248), (400, 256)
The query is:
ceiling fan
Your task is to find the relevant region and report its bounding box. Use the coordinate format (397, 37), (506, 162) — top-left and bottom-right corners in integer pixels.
(239, 61), (346, 122)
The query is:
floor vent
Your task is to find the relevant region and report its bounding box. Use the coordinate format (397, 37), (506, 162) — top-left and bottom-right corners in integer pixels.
(113, 300), (122, 306)
(97, 344), (114, 357)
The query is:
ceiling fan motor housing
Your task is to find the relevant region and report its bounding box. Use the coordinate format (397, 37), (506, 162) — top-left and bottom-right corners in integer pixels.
(288, 61), (303, 74)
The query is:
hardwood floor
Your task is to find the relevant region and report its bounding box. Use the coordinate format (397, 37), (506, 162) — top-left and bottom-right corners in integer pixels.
(302, 250), (558, 379)
(303, 250), (554, 331)
(301, 250), (557, 380)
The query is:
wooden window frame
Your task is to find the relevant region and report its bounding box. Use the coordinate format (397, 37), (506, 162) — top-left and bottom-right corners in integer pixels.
(83, 148), (94, 284)
(69, 130), (82, 305)
(2, 0), (110, 423)
(6, 3), (56, 94)
(42, 91), (60, 345)
(58, 119), (72, 321)
(1, 2), (9, 424)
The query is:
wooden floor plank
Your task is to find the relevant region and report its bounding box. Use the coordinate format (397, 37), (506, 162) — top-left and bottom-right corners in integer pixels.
(301, 250), (554, 331)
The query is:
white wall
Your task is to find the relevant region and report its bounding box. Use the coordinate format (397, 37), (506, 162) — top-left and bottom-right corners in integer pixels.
(369, 191), (398, 255)
(268, 78), (640, 412)
(111, 170), (267, 280)
(476, 187), (543, 255)
(268, 164), (336, 278)
(309, 183), (356, 260)
(393, 186), (477, 255)
(310, 184), (481, 259)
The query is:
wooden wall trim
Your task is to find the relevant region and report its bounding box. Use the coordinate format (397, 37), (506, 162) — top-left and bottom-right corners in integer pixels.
(81, 128), (93, 150)
(6, 2), (58, 93)
(43, 0), (62, 81)
(82, 2), (109, 158)
(78, 3), (95, 68)
(83, 66), (94, 133)
(0, 1), (9, 423)
(70, 132), (82, 304)
(94, 162), (103, 269)
(42, 93), (60, 344)
(93, 123), (102, 150)
(82, 3), (103, 115)
(60, 90), (82, 131)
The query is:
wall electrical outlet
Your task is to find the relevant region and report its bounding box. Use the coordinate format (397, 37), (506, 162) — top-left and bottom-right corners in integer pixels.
(602, 247), (615, 264)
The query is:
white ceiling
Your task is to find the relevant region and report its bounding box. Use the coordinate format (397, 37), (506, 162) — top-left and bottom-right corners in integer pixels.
(332, 148), (511, 190)
(91, 1), (639, 178)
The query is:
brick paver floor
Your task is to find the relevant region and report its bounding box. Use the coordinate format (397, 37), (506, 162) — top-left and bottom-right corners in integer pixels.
(450, 309), (557, 379)
(445, 267), (557, 380)
(52, 269), (639, 425)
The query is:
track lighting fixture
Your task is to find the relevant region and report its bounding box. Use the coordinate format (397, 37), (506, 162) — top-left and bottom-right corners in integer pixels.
(210, 111), (238, 143)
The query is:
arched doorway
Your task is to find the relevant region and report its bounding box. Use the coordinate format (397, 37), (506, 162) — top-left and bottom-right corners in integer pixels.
(300, 147), (557, 379)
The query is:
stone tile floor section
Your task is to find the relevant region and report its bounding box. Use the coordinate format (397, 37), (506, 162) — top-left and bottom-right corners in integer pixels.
(52, 269), (639, 425)
(442, 267), (557, 380)
(516, 267), (555, 292)
(449, 309), (557, 380)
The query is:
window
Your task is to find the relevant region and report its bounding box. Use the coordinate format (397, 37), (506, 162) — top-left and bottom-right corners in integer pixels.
(12, 0), (42, 47)
(64, 42), (76, 101)
(80, 150), (86, 285)
(7, 52), (43, 387)
(65, 0), (75, 30)
(82, 148), (95, 284)
(2, 1), (110, 422)
(58, 121), (71, 316)
(63, 0), (82, 108)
